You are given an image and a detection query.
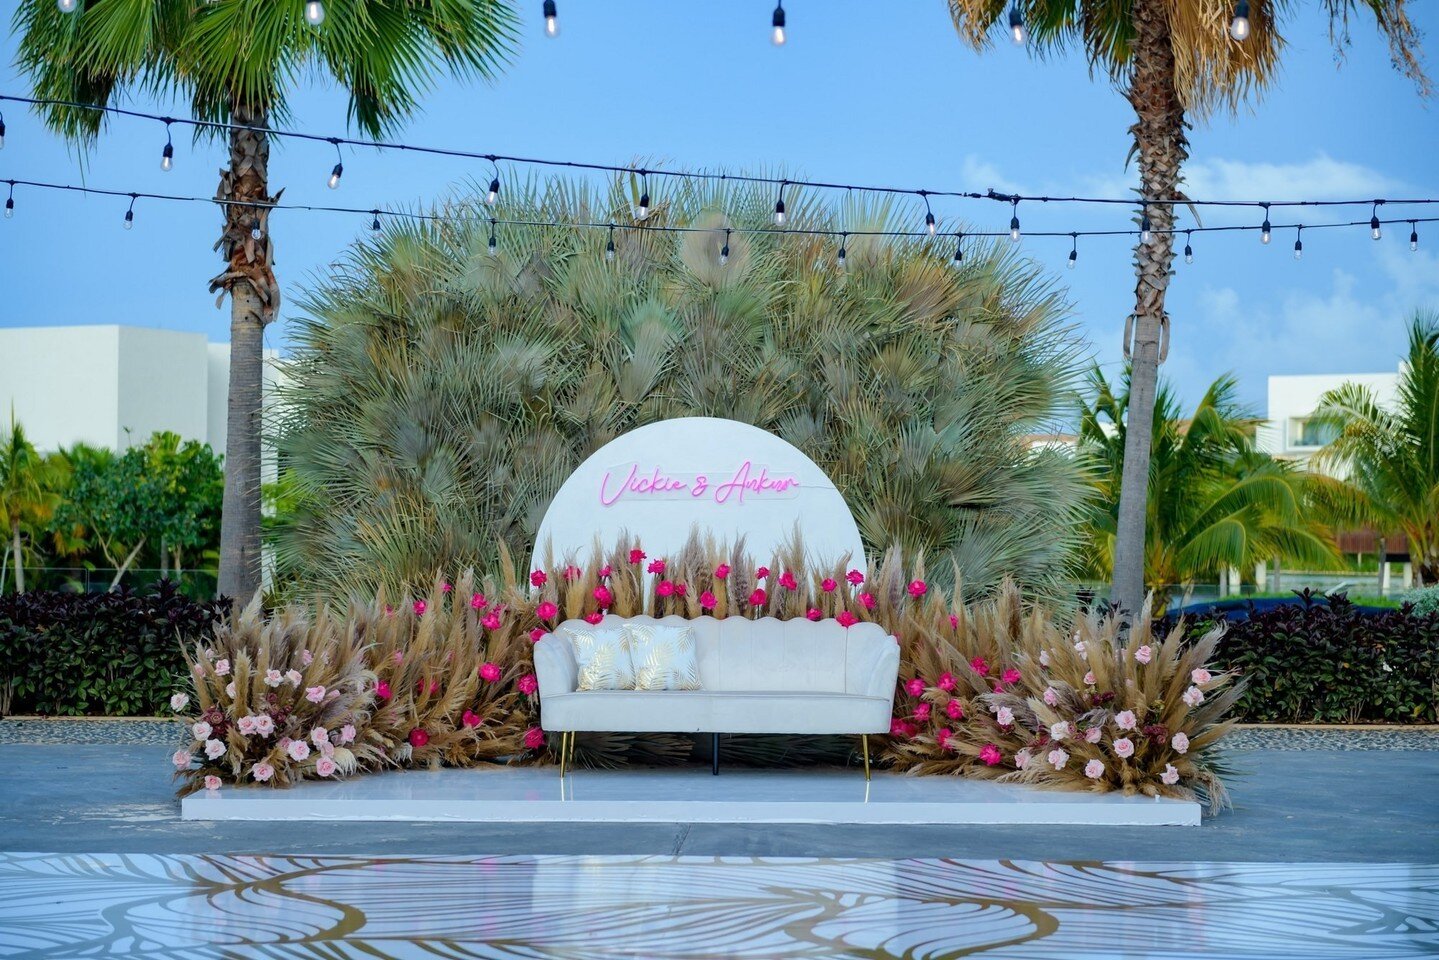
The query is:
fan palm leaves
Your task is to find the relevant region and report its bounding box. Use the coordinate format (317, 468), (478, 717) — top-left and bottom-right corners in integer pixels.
(1311, 312), (1439, 584)
(272, 176), (1091, 604)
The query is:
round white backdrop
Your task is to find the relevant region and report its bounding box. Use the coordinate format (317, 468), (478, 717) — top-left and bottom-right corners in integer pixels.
(531, 417), (866, 572)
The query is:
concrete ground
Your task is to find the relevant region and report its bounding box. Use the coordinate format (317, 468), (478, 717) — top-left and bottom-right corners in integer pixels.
(2, 744), (1436, 861)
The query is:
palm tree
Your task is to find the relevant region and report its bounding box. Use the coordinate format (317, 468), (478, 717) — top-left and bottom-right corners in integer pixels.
(0, 417), (61, 593)
(1311, 312), (1439, 585)
(945, 0), (1428, 618)
(13, 0), (519, 605)
(1078, 367), (1337, 610)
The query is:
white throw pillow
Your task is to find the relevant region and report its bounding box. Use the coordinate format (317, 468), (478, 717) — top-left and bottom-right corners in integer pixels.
(565, 625), (636, 691)
(626, 623), (702, 691)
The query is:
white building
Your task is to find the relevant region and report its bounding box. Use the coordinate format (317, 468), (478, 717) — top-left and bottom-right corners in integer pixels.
(1257, 370), (1400, 462)
(0, 324), (283, 460)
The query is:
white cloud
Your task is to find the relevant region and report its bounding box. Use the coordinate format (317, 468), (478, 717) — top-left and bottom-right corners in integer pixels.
(957, 155), (1027, 197)
(1081, 153), (1415, 203)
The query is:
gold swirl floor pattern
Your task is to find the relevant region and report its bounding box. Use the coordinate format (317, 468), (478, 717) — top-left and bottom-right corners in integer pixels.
(0, 853), (1435, 959)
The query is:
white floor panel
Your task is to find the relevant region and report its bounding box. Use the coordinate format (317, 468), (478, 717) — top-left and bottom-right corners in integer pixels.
(181, 766), (1201, 825)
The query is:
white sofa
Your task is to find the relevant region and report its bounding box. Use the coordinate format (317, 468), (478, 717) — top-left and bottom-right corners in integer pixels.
(533, 614), (900, 776)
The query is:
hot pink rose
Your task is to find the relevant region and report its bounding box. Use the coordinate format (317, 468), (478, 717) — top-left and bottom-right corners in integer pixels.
(479, 662), (501, 682)
(979, 744), (1003, 766)
(778, 571), (798, 590)
(821, 577), (837, 592)
(471, 592), (488, 610)
(628, 548), (645, 564)
(598, 564), (612, 578)
(376, 681), (392, 701)
(316, 757), (337, 778)
(969, 656), (989, 676)
(518, 674), (538, 695)
(914, 702), (931, 721)
(647, 558), (666, 575)
(523, 727), (545, 750)
(409, 729), (430, 748)
(714, 563), (730, 579)
(889, 718), (915, 738)
(413, 599), (427, 616)
(755, 566), (770, 579)
(585, 611), (604, 625)
(907, 579), (928, 597)
(482, 611), (502, 631)
(252, 762), (274, 782)
(593, 585), (613, 608)
(536, 601), (559, 621)
(945, 699), (963, 720)
(949, 614), (959, 629)
(530, 570), (548, 588)
(441, 582), (453, 593)
(1001, 668), (1021, 687)
(806, 608), (822, 621)
(529, 627), (545, 642)
(858, 592), (876, 610)
(938, 672), (956, 691)
(748, 588), (767, 607)
(700, 591), (718, 610)
(937, 728), (953, 750)
(1113, 737), (1135, 759)
(905, 677), (925, 697)
(846, 569), (864, 586)
(203, 775), (222, 791)
(564, 565), (582, 581)
(462, 710), (482, 728)
(656, 580), (675, 597)
(836, 611), (858, 627)
(674, 583), (687, 597)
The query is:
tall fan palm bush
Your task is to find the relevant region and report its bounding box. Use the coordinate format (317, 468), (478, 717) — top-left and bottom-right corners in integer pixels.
(0, 418), (60, 593)
(1078, 367), (1336, 609)
(13, 0), (519, 605)
(1312, 312), (1439, 585)
(945, 0), (1428, 618)
(273, 177), (1091, 603)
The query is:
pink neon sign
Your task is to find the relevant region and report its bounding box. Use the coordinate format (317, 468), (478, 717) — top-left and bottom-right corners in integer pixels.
(599, 460), (801, 507)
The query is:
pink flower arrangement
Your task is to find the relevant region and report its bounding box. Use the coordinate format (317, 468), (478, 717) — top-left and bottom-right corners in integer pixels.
(778, 571), (798, 590)
(471, 592), (488, 610)
(305, 685), (327, 704)
(585, 611), (604, 625)
(969, 656), (989, 676)
(836, 611), (858, 627)
(518, 674), (539, 696)
(523, 727), (545, 750)
(938, 672), (956, 691)
(1161, 763), (1180, 785)
(905, 677), (925, 697)
(413, 599), (427, 616)
(805, 608), (822, 621)
(1113, 737), (1135, 759)
(252, 762), (274, 782)
(479, 662), (501, 683)
(748, 588), (767, 607)
(628, 548), (646, 564)
(1084, 759), (1105, 779)
(204, 775), (222, 791)
(647, 558), (666, 575)
(375, 681), (392, 701)
(529, 627), (545, 642)
(408, 729), (430, 748)
(755, 566), (770, 579)
(536, 601), (558, 621)
(481, 611), (502, 631)
(858, 593), (876, 610)
(979, 744), (1003, 766)
(821, 577), (837, 592)
(907, 579), (927, 597)
(462, 710), (483, 728)
(530, 570), (548, 588)
(1171, 732), (1190, 754)
(846, 569), (864, 586)
(316, 757), (338, 778)
(714, 563), (730, 579)
(1134, 645), (1153, 664)
(945, 699), (963, 720)
(700, 591), (717, 610)
(656, 580), (675, 597)
(594, 585), (613, 608)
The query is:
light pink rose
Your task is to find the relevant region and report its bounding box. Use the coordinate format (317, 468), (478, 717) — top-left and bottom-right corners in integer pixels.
(1083, 671), (1096, 685)
(285, 669), (303, 686)
(1073, 640), (1087, 654)
(305, 685), (327, 703)
(996, 706), (1015, 727)
(1047, 748), (1070, 770)
(172, 749), (191, 769)
(301, 650), (313, 666)
(1049, 721), (1070, 741)
(191, 720), (212, 741)
(203, 738), (226, 760)
(339, 724), (356, 744)
(1115, 710), (1137, 730)
(1171, 732), (1190, 754)
(1084, 759), (1105, 779)
(1043, 686), (1059, 706)
(1161, 763), (1180, 785)
(1038, 650), (1051, 668)
(1014, 748), (1032, 769)
(1113, 737), (1135, 759)
(288, 740), (311, 762)
(215, 658), (231, 676)
(1084, 726), (1102, 744)
(264, 669), (283, 687)
(224, 681), (236, 698)
(170, 692), (190, 711)
(1134, 645), (1152, 665)
(253, 714), (275, 737)
(311, 727), (330, 746)
(316, 757), (338, 778)
(1182, 685), (1205, 707)
(203, 775), (222, 791)
(1191, 668), (1213, 685)
(252, 762), (274, 782)
(237, 716), (257, 736)
(320, 741), (335, 758)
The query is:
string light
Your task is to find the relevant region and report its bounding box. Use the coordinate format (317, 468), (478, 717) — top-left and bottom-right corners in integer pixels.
(1371, 202), (1383, 240)
(1260, 203), (1272, 244)
(1293, 225), (1303, 260)
(304, 1), (326, 27)
(487, 219), (498, 256)
(1009, 4), (1025, 44)
(837, 232), (848, 268)
(370, 210), (381, 232)
(771, 2), (786, 46)
(123, 193), (136, 230)
(922, 192), (936, 236)
(160, 121), (174, 172)
(542, 0), (558, 37)
(0, 112), (6, 151)
(57, 0), (78, 12)
(636, 172), (650, 220)
(4, 182), (13, 220)
(1009, 199), (1021, 242)
(326, 139), (343, 190)
(486, 164), (501, 205)
(1067, 233), (1078, 269)
(605, 223), (616, 261)
(1139, 208), (1151, 243)
(952, 232), (964, 265)
(774, 181), (787, 226)
(1229, 1), (1251, 41)
(250, 215), (263, 240)
(1411, 222), (1420, 251)
(719, 228), (730, 265)
(1184, 230), (1194, 264)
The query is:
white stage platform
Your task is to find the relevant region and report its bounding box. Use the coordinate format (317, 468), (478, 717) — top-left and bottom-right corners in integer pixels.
(182, 766), (1201, 826)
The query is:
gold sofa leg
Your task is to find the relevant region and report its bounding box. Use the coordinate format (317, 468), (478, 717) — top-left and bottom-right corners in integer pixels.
(861, 734), (871, 782)
(559, 731), (571, 778)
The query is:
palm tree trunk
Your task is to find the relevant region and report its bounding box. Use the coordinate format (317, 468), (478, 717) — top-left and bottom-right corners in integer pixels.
(214, 103), (279, 606)
(9, 521), (22, 593)
(1110, 0), (1189, 621)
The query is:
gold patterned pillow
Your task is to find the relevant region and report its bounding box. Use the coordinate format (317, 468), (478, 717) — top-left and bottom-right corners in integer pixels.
(626, 623), (702, 691)
(565, 625), (635, 691)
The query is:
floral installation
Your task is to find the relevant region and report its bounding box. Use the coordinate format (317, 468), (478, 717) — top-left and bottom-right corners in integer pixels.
(171, 534), (1237, 811)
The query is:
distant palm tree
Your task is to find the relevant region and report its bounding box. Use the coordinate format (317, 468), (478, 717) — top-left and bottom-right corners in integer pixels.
(0, 418), (60, 592)
(1311, 312), (1439, 585)
(13, 0), (519, 604)
(1078, 367), (1337, 608)
(945, 0), (1428, 618)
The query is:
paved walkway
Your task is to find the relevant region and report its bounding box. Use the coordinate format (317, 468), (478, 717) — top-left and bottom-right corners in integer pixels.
(2, 743), (1436, 862)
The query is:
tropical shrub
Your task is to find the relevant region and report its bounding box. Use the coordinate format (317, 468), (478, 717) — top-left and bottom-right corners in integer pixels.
(0, 583), (226, 716)
(1175, 591), (1439, 723)
(173, 534), (1238, 813)
(272, 177), (1089, 605)
(1409, 585), (1439, 618)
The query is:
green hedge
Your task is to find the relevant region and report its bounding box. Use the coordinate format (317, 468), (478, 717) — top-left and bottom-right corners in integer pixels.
(0, 583), (226, 716)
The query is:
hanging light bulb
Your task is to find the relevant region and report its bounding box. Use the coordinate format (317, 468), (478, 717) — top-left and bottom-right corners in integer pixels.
(605, 224), (616, 262)
(1009, 4), (1026, 45)
(486, 173), (500, 205)
(1260, 205), (1271, 244)
(327, 161), (343, 189)
(1293, 226), (1303, 260)
(4, 184), (13, 220)
(952, 233), (964, 265)
(1184, 231), (1194, 264)
(250, 218), (263, 240)
(543, 0), (558, 37)
(160, 124), (174, 172)
(636, 173), (650, 220)
(771, 2), (786, 46)
(0, 114), (7, 151)
(1371, 203), (1383, 240)
(774, 183), (786, 226)
(487, 221), (498, 256)
(304, 1), (325, 26)
(370, 211), (381, 232)
(925, 210), (936, 235)
(1140, 210), (1152, 243)
(1411, 222), (1419, 251)
(719, 229), (731, 265)
(1229, 0), (1250, 41)
(57, 0), (79, 12)
(837, 233), (848, 269)
(123, 196), (136, 230)
(1009, 200), (1021, 242)
(1067, 233), (1078, 269)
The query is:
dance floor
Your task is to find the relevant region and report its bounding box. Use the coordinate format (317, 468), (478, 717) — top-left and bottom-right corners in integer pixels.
(0, 852), (1434, 958)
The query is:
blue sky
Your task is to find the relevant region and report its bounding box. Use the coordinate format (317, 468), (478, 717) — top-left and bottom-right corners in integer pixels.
(2, 1), (1436, 412)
